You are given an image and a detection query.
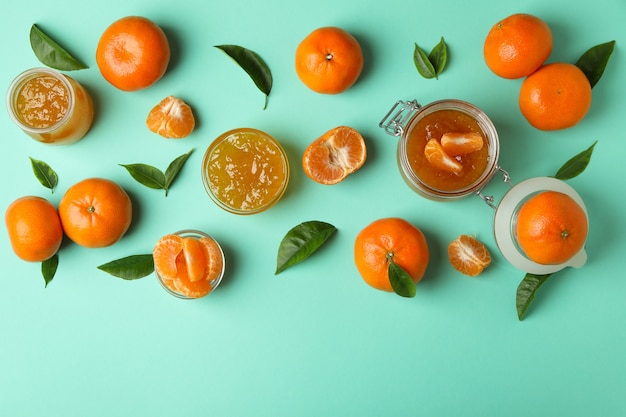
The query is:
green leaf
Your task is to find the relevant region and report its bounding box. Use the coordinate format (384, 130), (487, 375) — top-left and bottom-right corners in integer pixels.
(413, 43), (437, 79)
(388, 261), (416, 298)
(516, 273), (552, 320)
(97, 254), (155, 280)
(120, 163), (166, 190)
(275, 221), (337, 274)
(29, 24), (88, 71)
(428, 37), (448, 78)
(554, 140), (597, 180)
(215, 44), (273, 109)
(41, 253), (59, 288)
(164, 148), (194, 196)
(575, 40), (615, 88)
(29, 157), (58, 193)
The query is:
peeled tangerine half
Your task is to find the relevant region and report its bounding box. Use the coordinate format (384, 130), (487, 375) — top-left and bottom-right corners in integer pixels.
(146, 96), (195, 139)
(302, 126), (366, 185)
(153, 233), (224, 298)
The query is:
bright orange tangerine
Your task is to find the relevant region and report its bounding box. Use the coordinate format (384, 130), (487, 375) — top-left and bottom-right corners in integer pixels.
(146, 96), (195, 139)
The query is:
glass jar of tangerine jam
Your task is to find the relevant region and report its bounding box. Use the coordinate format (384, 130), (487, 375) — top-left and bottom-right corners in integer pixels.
(380, 99), (500, 201)
(6, 67), (94, 145)
(202, 128), (290, 215)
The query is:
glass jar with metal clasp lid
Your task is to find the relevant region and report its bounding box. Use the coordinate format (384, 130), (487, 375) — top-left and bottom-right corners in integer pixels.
(379, 98), (589, 275)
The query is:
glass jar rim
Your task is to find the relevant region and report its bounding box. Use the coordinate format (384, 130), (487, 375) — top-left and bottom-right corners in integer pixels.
(6, 67), (75, 134)
(201, 127), (290, 215)
(398, 99), (500, 200)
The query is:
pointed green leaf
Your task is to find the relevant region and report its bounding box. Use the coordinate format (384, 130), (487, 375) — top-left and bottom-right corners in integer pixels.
(554, 141), (597, 180)
(30, 24), (88, 71)
(215, 44), (273, 109)
(97, 254), (155, 280)
(575, 40), (615, 88)
(29, 157), (58, 193)
(428, 37), (448, 78)
(41, 253), (59, 287)
(413, 43), (436, 79)
(164, 148), (194, 196)
(516, 273), (552, 320)
(388, 261), (417, 298)
(275, 221), (337, 274)
(120, 163), (166, 190)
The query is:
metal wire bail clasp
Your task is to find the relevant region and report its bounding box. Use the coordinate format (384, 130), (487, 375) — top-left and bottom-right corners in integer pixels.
(379, 100), (421, 137)
(476, 166), (513, 209)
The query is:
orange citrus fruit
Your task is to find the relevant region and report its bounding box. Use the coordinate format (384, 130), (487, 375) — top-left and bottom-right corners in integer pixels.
(5, 196), (63, 262)
(448, 235), (492, 277)
(354, 217), (429, 292)
(515, 191), (588, 265)
(295, 26), (364, 94)
(96, 16), (170, 91)
(146, 96), (195, 138)
(302, 126), (366, 185)
(153, 233), (224, 298)
(519, 62), (592, 131)
(424, 138), (463, 173)
(483, 13), (553, 79)
(58, 178), (132, 248)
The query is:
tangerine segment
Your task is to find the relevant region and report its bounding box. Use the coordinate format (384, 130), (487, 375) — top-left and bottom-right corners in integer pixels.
(182, 237), (207, 282)
(515, 191), (588, 265)
(302, 126), (366, 184)
(424, 138), (463, 174)
(146, 96), (195, 139)
(199, 237), (225, 282)
(153, 234), (184, 280)
(448, 235), (492, 277)
(441, 132), (484, 155)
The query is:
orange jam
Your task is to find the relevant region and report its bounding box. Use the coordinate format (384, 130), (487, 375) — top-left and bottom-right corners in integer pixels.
(405, 109), (489, 191)
(7, 68), (94, 145)
(202, 128), (290, 214)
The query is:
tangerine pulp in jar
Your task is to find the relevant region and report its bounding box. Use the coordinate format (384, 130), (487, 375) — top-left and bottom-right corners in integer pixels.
(202, 128), (290, 215)
(6, 68), (94, 145)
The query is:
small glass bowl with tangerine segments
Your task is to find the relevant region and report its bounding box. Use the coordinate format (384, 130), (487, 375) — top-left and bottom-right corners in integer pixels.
(201, 128), (290, 215)
(385, 99), (500, 201)
(154, 229), (225, 300)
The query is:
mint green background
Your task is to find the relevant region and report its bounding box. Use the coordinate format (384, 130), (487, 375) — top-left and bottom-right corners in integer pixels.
(1, 0), (625, 415)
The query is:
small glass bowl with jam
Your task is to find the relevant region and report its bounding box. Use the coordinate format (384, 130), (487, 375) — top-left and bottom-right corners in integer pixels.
(6, 67), (94, 145)
(201, 128), (290, 215)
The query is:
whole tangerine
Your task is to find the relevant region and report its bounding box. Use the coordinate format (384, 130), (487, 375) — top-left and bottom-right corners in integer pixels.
(295, 26), (364, 94)
(96, 16), (170, 91)
(354, 217), (429, 292)
(515, 191), (588, 265)
(484, 13), (553, 79)
(58, 178), (132, 248)
(5, 196), (63, 262)
(519, 62), (592, 131)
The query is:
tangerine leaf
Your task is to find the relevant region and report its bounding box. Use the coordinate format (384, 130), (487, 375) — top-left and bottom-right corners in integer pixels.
(413, 43), (436, 79)
(41, 253), (58, 288)
(120, 163), (166, 190)
(428, 37), (448, 78)
(29, 157), (58, 193)
(275, 221), (337, 275)
(30, 24), (88, 71)
(214, 44), (273, 109)
(388, 261), (416, 298)
(98, 254), (155, 280)
(164, 148), (194, 196)
(554, 140), (597, 180)
(516, 273), (552, 320)
(575, 40), (615, 88)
